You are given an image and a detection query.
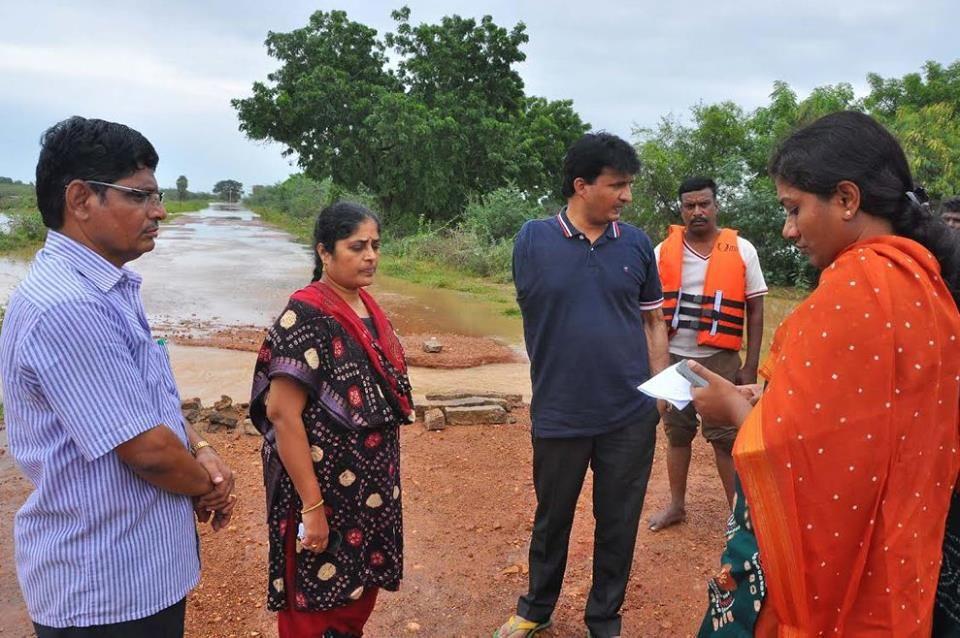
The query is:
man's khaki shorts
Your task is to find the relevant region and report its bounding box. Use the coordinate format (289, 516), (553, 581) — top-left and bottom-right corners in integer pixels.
(662, 349), (742, 453)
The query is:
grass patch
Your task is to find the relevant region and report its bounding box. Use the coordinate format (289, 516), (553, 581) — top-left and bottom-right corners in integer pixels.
(164, 200), (211, 218)
(0, 209), (45, 256)
(251, 206), (313, 243)
(378, 254), (515, 304)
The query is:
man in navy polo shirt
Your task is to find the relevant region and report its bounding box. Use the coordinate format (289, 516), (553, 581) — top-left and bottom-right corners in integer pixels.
(494, 133), (668, 638)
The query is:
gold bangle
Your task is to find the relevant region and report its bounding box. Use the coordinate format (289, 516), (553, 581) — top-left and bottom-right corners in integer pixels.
(190, 440), (213, 456)
(301, 498), (325, 514)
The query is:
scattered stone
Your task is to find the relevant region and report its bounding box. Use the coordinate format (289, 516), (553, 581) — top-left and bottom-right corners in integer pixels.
(209, 411), (240, 429)
(445, 405), (507, 425)
(423, 408), (446, 431)
(214, 395), (233, 411)
(414, 396), (509, 420)
(181, 397), (202, 411)
(406, 621), (422, 632)
(241, 418), (259, 436)
(424, 391), (524, 409)
(182, 409), (202, 424)
(422, 337), (443, 353)
(204, 420), (229, 434)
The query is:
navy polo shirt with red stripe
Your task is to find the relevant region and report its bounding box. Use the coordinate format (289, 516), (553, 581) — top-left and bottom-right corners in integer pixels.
(513, 208), (664, 438)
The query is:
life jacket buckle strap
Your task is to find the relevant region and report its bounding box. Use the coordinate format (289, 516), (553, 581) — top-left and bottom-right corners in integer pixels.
(709, 290), (722, 336)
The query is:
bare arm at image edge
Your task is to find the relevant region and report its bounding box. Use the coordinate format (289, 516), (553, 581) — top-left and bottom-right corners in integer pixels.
(738, 296), (765, 385)
(642, 307), (670, 375)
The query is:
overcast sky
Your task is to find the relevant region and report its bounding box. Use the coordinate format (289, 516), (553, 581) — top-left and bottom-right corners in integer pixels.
(2, 1), (957, 192)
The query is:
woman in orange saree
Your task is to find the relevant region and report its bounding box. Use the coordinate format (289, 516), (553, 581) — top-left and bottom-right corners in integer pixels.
(692, 111), (960, 637)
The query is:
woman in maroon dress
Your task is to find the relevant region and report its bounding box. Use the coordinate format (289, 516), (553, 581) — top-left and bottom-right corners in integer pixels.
(250, 201), (414, 638)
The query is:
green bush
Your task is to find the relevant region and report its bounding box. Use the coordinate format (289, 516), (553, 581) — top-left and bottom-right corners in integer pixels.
(247, 175), (379, 221)
(0, 179), (36, 212)
(0, 210), (46, 252)
(463, 185), (547, 242)
(388, 229), (514, 282)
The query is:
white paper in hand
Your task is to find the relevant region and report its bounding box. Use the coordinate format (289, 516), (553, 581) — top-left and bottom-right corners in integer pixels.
(637, 362), (698, 410)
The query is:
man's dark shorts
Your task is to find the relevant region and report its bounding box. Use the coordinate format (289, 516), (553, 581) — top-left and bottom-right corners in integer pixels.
(662, 349), (742, 453)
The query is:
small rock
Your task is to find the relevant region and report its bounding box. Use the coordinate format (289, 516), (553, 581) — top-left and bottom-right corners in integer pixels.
(414, 396), (510, 419)
(423, 408), (446, 431)
(181, 397), (202, 411)
(424, 391), (523, 409)
(241, 418), (259, 436)
(422, 337), (443, 353)
(214, 395), (233, 411)
(204, 420), (228, 434)
(406, 622), (422, 632)
(209, 411), (240, 429)
(446, 405), (508, 425)
(500, 564), (521, 575)
(182, 409), (202, 424)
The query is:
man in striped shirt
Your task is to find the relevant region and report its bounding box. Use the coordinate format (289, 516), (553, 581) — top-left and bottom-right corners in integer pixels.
(0, 117), (235, 637)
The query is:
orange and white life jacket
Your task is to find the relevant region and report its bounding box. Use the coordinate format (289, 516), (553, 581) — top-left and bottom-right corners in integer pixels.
(658, 225), (746, 351)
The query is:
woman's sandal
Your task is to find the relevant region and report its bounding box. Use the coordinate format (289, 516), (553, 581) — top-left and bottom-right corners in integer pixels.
(493, 615), (553, 638)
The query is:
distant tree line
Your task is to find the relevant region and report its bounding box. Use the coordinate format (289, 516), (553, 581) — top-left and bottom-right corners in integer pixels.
(162, 176), (214, 203)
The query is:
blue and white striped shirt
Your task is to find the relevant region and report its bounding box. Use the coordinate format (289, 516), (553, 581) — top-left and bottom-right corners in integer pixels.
(0, 231), (199, 628)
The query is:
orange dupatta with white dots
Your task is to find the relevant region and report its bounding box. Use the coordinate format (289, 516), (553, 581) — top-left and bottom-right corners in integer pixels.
(734, 236), (960, 637)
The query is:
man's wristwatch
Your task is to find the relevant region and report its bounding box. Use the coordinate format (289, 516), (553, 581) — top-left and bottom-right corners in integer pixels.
(190, 440), (214, 456)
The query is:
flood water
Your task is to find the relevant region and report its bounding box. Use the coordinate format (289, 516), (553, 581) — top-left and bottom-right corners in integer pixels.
(0, 205), (523, 344)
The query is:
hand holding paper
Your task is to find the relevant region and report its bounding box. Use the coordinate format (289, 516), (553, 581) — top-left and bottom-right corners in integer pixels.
(638, 361), (708, 410)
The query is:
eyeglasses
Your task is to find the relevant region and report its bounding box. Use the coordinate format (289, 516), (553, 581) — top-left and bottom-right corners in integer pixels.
(83, 180), (164, 207)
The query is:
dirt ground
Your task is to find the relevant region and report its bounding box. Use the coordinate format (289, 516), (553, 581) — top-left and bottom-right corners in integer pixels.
(0, 409), (728, 638)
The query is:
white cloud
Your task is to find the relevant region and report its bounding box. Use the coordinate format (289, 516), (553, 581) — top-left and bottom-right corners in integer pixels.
(0, 43), (249, 113)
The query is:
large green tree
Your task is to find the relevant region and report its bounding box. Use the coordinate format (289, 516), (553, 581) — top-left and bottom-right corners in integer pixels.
(865, 61), (960, 198)
(213, 180), (244, 202)
(232, 7), (587, 220)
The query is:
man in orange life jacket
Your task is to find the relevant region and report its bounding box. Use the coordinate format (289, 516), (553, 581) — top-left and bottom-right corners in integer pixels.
(647, 176), (767, 532)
